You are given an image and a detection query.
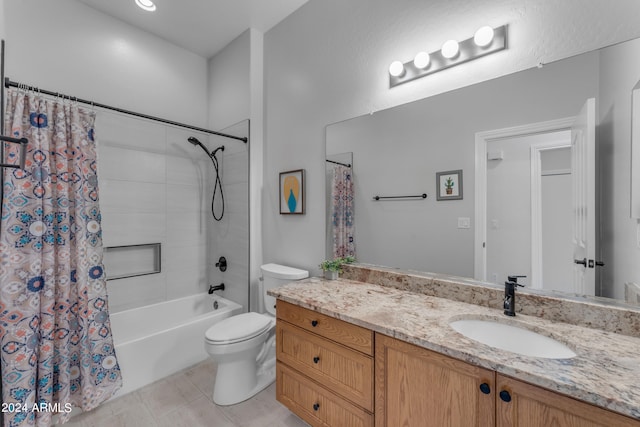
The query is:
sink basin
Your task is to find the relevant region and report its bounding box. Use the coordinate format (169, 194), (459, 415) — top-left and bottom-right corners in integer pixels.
(449, 319), (577, 359)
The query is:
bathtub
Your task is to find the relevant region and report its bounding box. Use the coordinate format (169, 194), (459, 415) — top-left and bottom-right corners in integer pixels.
(109, 293), (243, 397)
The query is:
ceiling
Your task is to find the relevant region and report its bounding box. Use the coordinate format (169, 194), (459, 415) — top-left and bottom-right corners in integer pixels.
(76, 0), (308, 58)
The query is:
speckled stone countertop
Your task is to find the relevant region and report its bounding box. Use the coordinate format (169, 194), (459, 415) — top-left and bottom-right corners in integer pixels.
(268, 277), (640, 421)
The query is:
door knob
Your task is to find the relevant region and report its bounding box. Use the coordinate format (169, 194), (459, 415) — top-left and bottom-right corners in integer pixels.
(574, 258), (587, 267)
(313, 356), (320, 364)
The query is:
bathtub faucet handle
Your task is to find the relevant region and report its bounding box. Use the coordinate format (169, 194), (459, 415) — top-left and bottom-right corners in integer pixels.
(215, 256), (227, 272)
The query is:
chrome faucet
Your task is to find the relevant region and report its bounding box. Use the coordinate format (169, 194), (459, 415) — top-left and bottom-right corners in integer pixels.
(503, 275), (525, 316)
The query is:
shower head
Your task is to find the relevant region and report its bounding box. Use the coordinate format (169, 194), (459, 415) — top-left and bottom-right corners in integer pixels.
(188, 136), (205, 148)
(188, 136), (210, 155)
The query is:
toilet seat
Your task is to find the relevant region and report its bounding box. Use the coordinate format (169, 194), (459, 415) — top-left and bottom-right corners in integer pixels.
(205, 312), (273, 345)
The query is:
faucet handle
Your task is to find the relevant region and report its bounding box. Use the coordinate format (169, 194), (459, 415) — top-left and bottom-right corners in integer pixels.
(507, 275), (526, 285)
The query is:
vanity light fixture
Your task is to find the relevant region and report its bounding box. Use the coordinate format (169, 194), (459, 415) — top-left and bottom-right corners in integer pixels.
(389, 25), (507, 88)
(413, 51), (431, 69)
(389, 60), (405, 77)
(135, 0), (156, 12)
(474, 26), (495, 47)
(441, 40), (460, 59)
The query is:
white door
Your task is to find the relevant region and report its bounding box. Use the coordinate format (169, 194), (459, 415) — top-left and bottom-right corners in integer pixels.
(571, 98), (596, 296)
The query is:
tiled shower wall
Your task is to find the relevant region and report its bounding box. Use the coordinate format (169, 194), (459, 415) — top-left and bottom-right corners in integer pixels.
(206, 121), (250, 312)
(97, 112), (249, 313)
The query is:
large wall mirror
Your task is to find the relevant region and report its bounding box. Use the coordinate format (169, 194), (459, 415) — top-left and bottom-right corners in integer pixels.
(326, 36), (640, 307)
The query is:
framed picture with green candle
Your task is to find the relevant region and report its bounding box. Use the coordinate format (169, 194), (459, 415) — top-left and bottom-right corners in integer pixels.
(280, 169), (305, 214)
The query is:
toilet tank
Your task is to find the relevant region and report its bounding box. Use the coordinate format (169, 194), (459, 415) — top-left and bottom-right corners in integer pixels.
(261, 263), (309, 316)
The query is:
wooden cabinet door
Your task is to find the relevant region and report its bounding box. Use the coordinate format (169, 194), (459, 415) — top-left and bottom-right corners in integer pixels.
(375, 333), (495, 427)
(496, 374), (640, 427)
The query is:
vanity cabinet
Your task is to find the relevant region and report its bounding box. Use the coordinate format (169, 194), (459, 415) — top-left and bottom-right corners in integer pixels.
(376, 333), (640, 427)
(496, 375), (640, 427)
(275, 300), (374, 427)
(375, 333), (495, 426)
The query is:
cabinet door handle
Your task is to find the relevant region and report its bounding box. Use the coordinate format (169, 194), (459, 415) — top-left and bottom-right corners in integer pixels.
(479, 383), (491, 394)
(313, 403), (320, 411)
(499, 390), (512, 403)
(313, 356), (320, 364)
(311, 320), (318, 327)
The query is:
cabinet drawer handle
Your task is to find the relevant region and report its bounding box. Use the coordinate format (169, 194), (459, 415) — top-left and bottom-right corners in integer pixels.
(313, 403), (320, 411)
(499, 390), (512, 402)
(311, 320), (318, 327)
(313, 356), (320, 364)
(479, 383), (491, 394)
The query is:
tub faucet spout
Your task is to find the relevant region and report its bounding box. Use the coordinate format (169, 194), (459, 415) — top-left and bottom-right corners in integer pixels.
(208, 283), (225, 294)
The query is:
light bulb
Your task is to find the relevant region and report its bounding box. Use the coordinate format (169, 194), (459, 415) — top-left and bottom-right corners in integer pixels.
(413, 52), (431, 69)
(441, 40), (460, 59)
(474, 26), (494, 47)
(389, 61), (405, 77)
(135, 0), (156, 12)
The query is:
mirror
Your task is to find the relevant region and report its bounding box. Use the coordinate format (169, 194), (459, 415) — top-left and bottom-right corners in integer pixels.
(326, 36), (640, 306)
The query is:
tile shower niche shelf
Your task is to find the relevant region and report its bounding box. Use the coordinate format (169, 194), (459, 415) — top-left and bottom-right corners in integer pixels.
(104, 243), (161, 280)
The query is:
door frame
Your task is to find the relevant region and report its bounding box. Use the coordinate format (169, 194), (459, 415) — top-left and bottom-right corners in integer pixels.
(474, 117), (576, 282)
(530, 140), (571, 289)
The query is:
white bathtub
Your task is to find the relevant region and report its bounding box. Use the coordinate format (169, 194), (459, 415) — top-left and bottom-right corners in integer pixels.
(109, 293), (243, 397)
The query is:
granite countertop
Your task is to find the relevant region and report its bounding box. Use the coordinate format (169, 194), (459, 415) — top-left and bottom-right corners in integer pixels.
(268, 277), (640, 420)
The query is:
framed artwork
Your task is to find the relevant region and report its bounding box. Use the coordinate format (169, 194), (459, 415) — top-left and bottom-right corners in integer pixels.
(280, 169), (305, 214)
(436, 169), (463, 200)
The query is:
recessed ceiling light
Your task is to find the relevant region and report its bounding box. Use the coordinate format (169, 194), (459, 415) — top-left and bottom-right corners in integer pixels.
(135, 0), (156, 12)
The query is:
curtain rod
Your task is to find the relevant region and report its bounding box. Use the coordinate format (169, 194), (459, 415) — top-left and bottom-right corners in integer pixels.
(325, 159), (352, 168)
(4, 77), (248, 143)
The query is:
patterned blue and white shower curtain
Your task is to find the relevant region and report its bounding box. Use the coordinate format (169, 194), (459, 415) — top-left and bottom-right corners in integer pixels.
(1, 89), (122, 426)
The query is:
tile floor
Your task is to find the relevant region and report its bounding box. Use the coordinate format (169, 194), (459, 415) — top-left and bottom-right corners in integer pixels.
(60, 359), (309, 427)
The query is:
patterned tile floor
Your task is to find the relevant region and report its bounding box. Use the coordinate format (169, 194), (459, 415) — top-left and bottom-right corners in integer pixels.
(59, 359), (309, 427)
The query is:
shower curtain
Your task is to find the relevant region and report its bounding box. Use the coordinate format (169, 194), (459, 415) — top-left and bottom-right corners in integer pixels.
(0, 89), (122, 426)
(331, 164), (355, 258)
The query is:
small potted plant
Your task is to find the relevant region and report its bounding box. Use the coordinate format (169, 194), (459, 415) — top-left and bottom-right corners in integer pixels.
(319, 256), (355, 280)
(444, 177), (455, 195)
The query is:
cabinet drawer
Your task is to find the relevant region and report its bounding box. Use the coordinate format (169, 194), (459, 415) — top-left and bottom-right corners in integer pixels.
(277, 321), (374, 411)
(276, 300), (373, 355)
(277, 362), (374, 427)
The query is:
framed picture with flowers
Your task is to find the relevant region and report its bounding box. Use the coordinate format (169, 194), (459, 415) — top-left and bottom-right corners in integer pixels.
(436, 170), (463, 200)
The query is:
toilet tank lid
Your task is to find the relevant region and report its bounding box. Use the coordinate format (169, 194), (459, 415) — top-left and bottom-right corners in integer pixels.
(260, 263), (309, 280)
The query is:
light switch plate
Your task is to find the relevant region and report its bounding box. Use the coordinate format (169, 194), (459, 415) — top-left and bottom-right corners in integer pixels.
(458, 217), (471, 229)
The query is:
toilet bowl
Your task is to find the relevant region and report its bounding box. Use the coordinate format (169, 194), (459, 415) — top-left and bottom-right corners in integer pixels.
(204, 263), (308, 406)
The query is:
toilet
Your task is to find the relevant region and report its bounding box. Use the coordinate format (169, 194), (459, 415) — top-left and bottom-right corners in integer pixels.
(204, 263), (308, 406)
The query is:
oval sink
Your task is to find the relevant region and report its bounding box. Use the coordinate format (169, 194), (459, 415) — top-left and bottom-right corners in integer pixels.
(449, 319), (577, 359)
